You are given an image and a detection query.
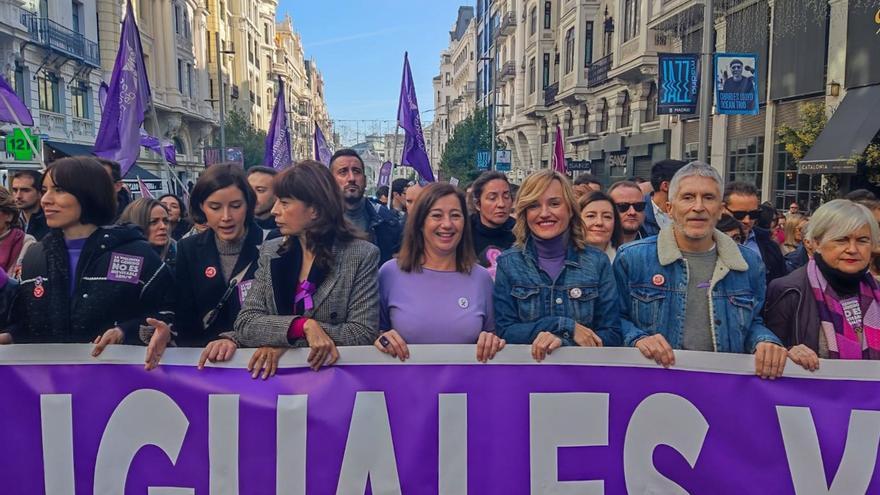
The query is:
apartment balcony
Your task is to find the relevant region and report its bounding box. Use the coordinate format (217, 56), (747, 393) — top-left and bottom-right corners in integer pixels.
(39, 111), (66, 136)
(497, 61), (516, 82)
(495, 11), (516, 39)
(71, 117), (95, 139)
(465, 81), (477, 94)
(587, 54), (613, 88)
(19, 8), (100, 67)
(544, 82), (559, 107)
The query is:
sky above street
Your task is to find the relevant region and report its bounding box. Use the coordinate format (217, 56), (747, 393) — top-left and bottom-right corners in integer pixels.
(280, 0), (467, 126)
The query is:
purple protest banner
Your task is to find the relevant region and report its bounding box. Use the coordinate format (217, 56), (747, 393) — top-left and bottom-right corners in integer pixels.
(1, 345), (879, 494)
(377, 161), (392, 188)
(314, 121), (333, 166)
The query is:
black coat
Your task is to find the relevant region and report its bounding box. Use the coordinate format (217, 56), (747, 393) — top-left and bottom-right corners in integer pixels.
(764, 266), (821, 351)
(11, 226), (174, 343)
(23, 209), (50, 241)
(754, 226), (787, 284)
(173, 223), (263, 346)
(470, 214), (515, 269)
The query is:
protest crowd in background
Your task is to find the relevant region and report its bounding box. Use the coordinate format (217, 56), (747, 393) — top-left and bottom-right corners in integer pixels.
(1, 149), (880, 377)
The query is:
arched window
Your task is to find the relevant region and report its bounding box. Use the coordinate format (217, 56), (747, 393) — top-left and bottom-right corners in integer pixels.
(619, 91), (631, 128)
(646, 82), (658, 122)
(544, 1), (552, 29)
(530, 6), (537, 35)
(173, 137), (185, 155)
(528, 57), (536, 94)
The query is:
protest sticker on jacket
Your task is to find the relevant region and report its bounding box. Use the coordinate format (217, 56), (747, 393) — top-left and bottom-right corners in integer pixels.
(715, 53), (760, 115)
(1, 345), (879, 494)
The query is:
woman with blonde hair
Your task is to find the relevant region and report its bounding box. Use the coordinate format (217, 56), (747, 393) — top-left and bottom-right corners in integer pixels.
(766, 199), (880, 368)
(493, 169), (621, 362)
(781, 213), (805, 255)
(118, 198), (176, 269)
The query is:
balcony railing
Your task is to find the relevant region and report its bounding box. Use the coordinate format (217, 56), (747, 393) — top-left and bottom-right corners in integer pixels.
(544, 82), (559, 107)
(498, 61), (516, 81)
(465, 81), (477, 94)
(19, 9), (100, 67)
(497, 11), (516, 37)
(587, 54), (613, 88)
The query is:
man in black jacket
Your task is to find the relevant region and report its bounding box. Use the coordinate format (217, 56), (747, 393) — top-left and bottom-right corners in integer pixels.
(470, 171), (514, 273)
(723, 181), (787, 283)
(329, 149), (402, 264)
(11, 170), (49, 241)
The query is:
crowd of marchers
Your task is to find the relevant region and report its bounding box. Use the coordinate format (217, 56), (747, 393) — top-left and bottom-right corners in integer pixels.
(0, 150), (877, 378)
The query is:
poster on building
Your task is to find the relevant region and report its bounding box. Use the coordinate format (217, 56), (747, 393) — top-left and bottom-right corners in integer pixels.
(714, 53), (759, 115)
(657, 53), (700, 114)
(495, 149), (512, 172)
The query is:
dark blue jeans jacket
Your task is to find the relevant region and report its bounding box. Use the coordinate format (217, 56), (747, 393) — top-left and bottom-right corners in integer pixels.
(493, 238), (622, 346)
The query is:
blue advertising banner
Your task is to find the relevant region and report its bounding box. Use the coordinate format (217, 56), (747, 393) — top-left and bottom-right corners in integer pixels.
(715, 53), (760, 115)
(658, 53), (700, 115)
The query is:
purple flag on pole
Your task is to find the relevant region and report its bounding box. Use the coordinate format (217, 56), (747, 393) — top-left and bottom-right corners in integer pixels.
(553, 124), (566, 173)
(137, 176), (153, 199)
(397, 52), (435, 182)
(377, 161), (392, 188)
(0, 74), (34, 126)
(264, 79), (292, 170)
(139, 132), (177, 164)
(94, 0), (152, 177)
(314, 122), (332, 165)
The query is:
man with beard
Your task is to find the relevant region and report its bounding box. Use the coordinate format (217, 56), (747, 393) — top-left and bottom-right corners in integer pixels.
(723, 181), (787, 284)
(614, 162), (787, 379)
(330, 149), (402, 263)
(608, 180), (648, 245)
(247, 166), (278, 230)
(469, 171), (514, 278)
(11, 170), (49, 241)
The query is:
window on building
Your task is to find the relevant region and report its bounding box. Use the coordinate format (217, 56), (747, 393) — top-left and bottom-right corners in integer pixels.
(14, 64), (26, 101)
(528, 58), (536, 94)
(173, 3), (181, 34)
(264, 24), (270, 44)
(598, 98), (608, 133)
(542, 123), (549, 144)
(183, 8), (190, 38)
(544, 1), (551, 29)
(584, 21), (594, 66)
(71, 1), (81, 34)
(530, 6), (537, 35)
(564, 27), (575, 74)
(604, 16), (614, 56)
(619, 91), (631, 128)
(646, 82), (658, 122)
(581, 104), (589, 133)
(37, 73), (59, 113)
(70, 82), (89, 118)
(187, 64), (193, 98)
(177, 59), (184, 92)
(445, 72), (451, 86)
(566, 111), (573, 137)
(773, 142), (821, 213)
(727, 136), (765, 190)
(542, 53), (550, 88)
(623, 0), (640, 42)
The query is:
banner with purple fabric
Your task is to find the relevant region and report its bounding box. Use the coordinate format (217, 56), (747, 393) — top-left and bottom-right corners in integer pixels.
(265, 79), (292, 170)
(396, 52), (435, 182)
(314, 122), (333, 165)
(139, 132), (177, 165)
(0, 73), (34, 126)
(2, 345), (879, 494)
(94, 0), (152, 177)
(377, 161), (392, 188)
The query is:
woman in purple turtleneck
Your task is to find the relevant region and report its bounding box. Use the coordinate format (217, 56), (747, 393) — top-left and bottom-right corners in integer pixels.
(493, 170), (622, 362)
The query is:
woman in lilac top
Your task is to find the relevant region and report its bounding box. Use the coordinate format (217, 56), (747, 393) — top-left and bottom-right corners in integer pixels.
(377, 183), (504, 362)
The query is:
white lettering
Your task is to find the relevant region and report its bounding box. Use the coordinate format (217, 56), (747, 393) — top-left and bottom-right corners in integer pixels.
(41, 394), (75, 495)
(623, 393), (709, 495)
(529, 393), (609, 495)
(777, 406), (880, 495)
(336, 392), (401, 495)
(439, 394), (467, 495)
(209, 395), (239, 495)
(276, 395), (308, 495)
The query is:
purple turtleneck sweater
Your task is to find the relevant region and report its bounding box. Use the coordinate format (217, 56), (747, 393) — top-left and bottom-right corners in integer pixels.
(533, 233), (567, 281)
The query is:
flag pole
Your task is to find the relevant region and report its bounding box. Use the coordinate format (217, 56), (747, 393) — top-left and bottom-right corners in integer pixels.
(0, 93), (41, 163)
(389, 125), (401, 212)
(148, 105), (188, 195)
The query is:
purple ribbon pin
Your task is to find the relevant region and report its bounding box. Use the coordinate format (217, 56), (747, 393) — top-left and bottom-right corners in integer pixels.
(294, 281), (317, 311)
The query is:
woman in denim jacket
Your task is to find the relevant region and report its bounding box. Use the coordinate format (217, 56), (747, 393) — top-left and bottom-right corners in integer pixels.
(493, 170), (622, 361)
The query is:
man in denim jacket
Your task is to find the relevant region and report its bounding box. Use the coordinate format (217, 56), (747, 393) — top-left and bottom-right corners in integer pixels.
(613, 162), (788, 379)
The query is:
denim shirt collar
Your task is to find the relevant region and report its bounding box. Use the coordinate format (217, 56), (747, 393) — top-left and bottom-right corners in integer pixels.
(656, 225), (748, 272)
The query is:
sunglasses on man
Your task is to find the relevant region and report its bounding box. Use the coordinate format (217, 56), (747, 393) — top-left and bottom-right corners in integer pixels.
(728, 209), (761, 221)
(615, 201), (647, 213)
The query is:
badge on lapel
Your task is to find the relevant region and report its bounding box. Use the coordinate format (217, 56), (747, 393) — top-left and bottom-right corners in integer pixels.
(205, 266), (217, 279)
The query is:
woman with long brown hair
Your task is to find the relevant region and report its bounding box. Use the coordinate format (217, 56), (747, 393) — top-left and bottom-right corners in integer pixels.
(228, 160), (380, 377)
(0, 186), (35, 276)
(375, 183), (503, 363)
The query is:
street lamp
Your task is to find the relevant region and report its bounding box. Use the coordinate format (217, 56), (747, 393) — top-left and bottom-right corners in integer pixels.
(206, 32), (235, 162)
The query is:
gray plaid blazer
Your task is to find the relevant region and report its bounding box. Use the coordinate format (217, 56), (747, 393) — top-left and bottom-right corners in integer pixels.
(231, 237), (380, 347)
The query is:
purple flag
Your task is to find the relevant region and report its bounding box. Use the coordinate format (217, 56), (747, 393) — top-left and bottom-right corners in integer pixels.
(0, 74), (34, 126)
(397, 52), (435, 182)
(94, 0), (152, 177)
(377, 161), (392, 187)
(264, 79), (292, 170)
(137, 176), (153, 198)
(98, 81), (109, 111)
(139, 132), (177, 164)
(314, 122), (332, 165)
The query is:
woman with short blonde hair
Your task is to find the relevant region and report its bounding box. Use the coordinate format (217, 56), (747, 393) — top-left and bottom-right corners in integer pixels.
(493, 169), (621, 362)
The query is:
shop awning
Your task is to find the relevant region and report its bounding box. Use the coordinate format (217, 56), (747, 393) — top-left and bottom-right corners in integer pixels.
(123, 164), (161, 181)
(799, 84), (880, 174)
(44, 140), (93, 158)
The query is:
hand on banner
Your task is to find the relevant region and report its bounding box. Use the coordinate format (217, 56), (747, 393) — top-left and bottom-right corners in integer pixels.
(574, 324), (603, 347)
(476, 331), (505, 363)
(303, 320), (339, 371)
(754, 342), (788, 379)
(92, 327), (124, 357)
(144, 318), (172, 371)
(531, 331), (562, 362)
(634, 334), (675, 368)
(374, 329), (410, 362)
(0, 332), (11, 345)
(248, 347), (287, 379)
(787, 344), (820, 372)
(198, 338), (238, 369)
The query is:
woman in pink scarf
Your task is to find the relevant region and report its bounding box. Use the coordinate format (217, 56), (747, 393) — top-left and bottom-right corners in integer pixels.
(0, 187), (35, 277)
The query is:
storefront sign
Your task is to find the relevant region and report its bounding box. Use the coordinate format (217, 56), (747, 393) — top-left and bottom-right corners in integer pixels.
(568, 159), (592, 171)
(4, 128), (40, 161)
(715, 53), (760, 115)
(658, 53), (700, 114)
